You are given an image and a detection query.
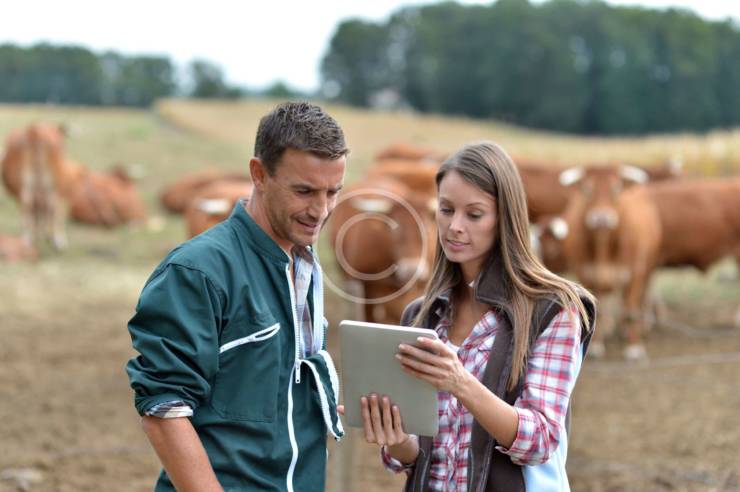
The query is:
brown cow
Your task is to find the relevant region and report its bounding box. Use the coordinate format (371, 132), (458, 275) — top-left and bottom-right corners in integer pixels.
(525, 160), (683, 273)
(184, 180), (254, 238)
(367, 158), (439, 196)
(1, 123), (71, 249)
(561, 168), (740, 359)
(517, 157), (683, 223)
(160, 169), (251, 214)
(68, 166), (147, 227)
(530, 215), (570, 273)
(0, 234), (38, 262)
(374, 142), (447, 163)
(327, 175), (437, 324)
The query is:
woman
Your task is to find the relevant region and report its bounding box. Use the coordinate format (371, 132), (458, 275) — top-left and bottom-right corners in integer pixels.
(358, 141), (596, 491)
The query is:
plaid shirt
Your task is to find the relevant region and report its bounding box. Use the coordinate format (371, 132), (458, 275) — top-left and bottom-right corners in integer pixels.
(292, 245), (315, 357)
(382, 305), (581, 491)
(146, 245), (316, 419)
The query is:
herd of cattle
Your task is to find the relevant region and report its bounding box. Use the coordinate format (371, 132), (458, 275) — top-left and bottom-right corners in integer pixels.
(0, 122), (253, 261)
(324, 142), (740, 360)
(2, 123), (738, 359)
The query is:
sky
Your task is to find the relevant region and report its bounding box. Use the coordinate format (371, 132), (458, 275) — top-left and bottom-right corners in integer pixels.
(2, 0), (738, 92)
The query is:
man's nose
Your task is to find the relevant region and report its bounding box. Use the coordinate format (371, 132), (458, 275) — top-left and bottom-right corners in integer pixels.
(309, 194), (330, 221)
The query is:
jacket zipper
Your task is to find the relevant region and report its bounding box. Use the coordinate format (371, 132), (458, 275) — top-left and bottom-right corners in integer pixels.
(284, 263), (302, 492)
(285, 264), (302, 384)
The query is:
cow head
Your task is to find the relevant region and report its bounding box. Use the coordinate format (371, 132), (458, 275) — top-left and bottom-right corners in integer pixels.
(560, 165), (647, 231)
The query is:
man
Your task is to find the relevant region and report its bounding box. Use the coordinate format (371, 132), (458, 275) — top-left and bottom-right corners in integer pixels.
(126, 102), (348, 492)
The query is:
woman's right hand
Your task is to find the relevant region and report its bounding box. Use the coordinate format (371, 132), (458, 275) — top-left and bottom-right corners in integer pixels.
(360, 393), (409, 447)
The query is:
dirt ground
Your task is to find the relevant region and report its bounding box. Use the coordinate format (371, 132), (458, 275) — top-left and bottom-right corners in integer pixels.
(1, 259), (739, 492)
(1, 103), (739, 491)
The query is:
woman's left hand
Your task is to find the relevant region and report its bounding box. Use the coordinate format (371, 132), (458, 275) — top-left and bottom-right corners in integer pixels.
(396, 337), (473, 396)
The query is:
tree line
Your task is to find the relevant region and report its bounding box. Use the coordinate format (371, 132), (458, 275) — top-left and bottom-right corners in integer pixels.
(321, 0), (740, 135)
(0, 43), (303, 107)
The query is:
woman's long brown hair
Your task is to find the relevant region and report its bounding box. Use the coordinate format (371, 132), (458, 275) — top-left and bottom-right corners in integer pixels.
(413, 141), (594, 391)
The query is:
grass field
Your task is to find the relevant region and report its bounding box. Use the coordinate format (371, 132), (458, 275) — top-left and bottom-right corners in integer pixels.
(1, 100), (739, 491)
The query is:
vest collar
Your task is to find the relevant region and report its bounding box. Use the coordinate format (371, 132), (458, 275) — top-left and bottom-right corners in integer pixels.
(473, 246), (515, 324)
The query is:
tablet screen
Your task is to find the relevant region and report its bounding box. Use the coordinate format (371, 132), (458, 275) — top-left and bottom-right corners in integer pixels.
(339, 320), (440, 436)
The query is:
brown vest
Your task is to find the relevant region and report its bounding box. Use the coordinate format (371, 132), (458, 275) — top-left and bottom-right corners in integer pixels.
(399, 256), (596, 492)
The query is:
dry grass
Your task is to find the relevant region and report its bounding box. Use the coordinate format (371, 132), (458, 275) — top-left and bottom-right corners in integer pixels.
(157, 98), (740, 177)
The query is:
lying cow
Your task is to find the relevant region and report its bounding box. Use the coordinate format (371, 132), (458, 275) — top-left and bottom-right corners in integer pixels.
(1, 123), (72, 249)
(160, 168), (251, 214)
(327, 175), (437, 324)
(561, 168), (740, 359)
(68, 166), (147, 227)
(184, 180), (254, 238)
(0, 234), (38, 262)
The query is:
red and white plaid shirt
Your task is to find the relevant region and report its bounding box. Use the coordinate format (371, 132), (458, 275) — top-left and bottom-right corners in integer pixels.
(382, 304), (581, 491)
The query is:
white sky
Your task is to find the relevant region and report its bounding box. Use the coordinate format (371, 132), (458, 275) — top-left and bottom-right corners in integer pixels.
(1, 0), (738, 92)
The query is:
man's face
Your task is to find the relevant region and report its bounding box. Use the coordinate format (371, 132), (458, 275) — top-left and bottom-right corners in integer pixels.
(256, 148), (346, 251)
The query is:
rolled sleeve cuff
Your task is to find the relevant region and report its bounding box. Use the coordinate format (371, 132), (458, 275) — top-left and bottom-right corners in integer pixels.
(495, 407), (541, 464)
(145, 400), (194, 418)
(380, 436), (418, 474)
(135, 392), (197, 417)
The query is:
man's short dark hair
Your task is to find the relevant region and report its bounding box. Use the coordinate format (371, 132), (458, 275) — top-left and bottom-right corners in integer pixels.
(254, 102), (348, 175)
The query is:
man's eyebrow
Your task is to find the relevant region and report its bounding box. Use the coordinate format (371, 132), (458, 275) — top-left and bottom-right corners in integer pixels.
(289, 183), (344, 192)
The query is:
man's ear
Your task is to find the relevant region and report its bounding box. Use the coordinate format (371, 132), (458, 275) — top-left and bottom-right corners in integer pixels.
(249, 157), (267, 191)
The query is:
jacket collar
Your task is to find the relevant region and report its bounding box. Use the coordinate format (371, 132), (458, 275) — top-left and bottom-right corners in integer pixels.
(227, 200), (292, 264)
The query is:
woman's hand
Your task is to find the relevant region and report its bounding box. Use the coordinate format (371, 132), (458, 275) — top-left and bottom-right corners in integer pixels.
(358, 394), (419, 465)
(360, 394), (409, 447)
(397, 336), (474, 397)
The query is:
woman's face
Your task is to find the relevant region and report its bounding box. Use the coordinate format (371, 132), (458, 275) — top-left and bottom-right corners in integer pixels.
(436, 170), (498, 276)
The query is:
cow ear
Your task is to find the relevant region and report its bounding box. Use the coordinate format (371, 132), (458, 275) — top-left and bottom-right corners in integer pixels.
(427, 197), (437, 214)
(559, 167), (584, 186)
(667, 155), (683, 175)
(196, 198), (233, 215)
(350, 197), (393, 213)
(548, 217), (569, 240)
(620, 165), (648, 185)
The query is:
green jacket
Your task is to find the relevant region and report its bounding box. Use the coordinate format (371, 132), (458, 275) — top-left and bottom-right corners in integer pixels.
(126, 203), (343, 492)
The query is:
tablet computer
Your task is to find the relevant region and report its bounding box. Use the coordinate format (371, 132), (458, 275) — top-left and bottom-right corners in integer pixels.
(339, 320), (439, 437)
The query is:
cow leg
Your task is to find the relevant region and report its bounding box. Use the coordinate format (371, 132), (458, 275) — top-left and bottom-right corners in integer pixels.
(19, 165), (36, 248)
(587, 290), (614, 358)
(50, 191), (68, 250)
(622, 271), (649, 361)
(644, 284), (667, 332)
